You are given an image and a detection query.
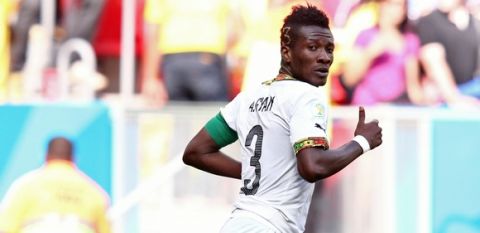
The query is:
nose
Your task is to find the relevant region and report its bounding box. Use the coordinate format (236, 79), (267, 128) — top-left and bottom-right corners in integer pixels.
(317, 49), (332, 64)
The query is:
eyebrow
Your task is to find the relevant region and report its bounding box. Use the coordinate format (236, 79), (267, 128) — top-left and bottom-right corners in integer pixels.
(304, 37), (335, 44)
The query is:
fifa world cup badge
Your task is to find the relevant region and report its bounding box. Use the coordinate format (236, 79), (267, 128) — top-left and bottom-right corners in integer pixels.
(310, 103), (325, 118)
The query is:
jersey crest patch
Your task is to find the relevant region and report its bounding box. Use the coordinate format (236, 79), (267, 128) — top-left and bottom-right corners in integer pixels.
(310, 103), (325, 118)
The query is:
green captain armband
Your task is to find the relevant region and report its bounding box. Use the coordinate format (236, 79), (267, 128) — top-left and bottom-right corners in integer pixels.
(204, 112), (238, 147)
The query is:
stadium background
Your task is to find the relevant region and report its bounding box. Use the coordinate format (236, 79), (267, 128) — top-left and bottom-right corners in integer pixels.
(1, 0), (480, 233)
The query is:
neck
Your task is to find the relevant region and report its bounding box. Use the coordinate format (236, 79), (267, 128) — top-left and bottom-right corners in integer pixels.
(46, 156), (72, 163)
(46, 159), (74, 166)
(279, 63), (294, 77)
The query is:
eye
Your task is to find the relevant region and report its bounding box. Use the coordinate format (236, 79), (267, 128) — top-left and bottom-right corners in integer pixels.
(308, 45), (318, 51)
(326, 46), (334, 53)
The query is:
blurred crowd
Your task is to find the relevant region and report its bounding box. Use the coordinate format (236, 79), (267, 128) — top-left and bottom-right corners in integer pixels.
(1, 0), (480, 108)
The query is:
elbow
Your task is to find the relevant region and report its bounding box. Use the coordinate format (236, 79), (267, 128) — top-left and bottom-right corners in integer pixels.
(182, 151), (198, 167)
(182, 144), (196, 166)
(182, 152), (192, 166)
(298, 164), (331, 183)
(312, 167), (333, 181)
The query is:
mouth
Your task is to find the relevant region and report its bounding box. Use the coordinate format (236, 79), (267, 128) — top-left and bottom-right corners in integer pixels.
(314, 68), (329, 78)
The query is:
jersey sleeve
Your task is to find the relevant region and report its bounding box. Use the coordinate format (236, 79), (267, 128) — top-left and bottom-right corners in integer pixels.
(220, 92), (243, 132)
(289, 90), (330, 154)
(204, 113), (238, 147)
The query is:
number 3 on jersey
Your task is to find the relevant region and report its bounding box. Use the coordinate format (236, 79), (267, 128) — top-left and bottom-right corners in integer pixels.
(241, 125), (263, 195)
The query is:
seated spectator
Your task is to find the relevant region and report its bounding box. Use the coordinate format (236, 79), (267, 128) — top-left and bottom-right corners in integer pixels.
(0, 0), (18, 102)
(10, 0), (105, 101)
(92, 0), (145, 97)
(342, 0), (429, 106)
(328, 0), (380, 105)
(416, 0), (480, 107)
(11, 0), (105, 72)
(0, 136), (111, 233)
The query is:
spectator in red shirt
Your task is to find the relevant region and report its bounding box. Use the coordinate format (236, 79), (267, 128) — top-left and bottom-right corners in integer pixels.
(92, 0), (145, 96)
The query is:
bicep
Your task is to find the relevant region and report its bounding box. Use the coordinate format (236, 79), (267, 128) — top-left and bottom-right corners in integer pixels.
(295, 141), (363, 182)
(296, 148), (327, 183)
(185, 128), (220, 156)
(183, 127), (241, 179)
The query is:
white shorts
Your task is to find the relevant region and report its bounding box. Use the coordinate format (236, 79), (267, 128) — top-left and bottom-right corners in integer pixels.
(220, 209), (280, 233)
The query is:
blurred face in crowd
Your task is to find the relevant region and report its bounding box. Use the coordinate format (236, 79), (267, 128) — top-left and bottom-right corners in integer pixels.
(282, 25), (334, 87)
(438, 0), (464, 12)
(379, 0), (407, 28)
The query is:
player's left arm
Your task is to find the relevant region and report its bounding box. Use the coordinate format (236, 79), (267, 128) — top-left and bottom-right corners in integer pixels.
(296, 142), (364, 182)
(183, 114), (241, 179)
(296, 107), (382, 182)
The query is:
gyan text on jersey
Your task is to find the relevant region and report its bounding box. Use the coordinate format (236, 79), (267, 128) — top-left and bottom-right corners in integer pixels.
(249, 96), (276, 113)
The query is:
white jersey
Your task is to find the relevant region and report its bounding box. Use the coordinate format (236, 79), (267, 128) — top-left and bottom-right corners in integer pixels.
(221, 75), (330, 233)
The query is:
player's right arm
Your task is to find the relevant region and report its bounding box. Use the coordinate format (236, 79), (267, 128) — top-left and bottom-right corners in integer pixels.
(183, 113), (241, 179)
(296, 107), (382, 182)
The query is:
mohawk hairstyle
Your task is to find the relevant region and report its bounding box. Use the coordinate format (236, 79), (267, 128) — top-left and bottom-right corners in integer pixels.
(281, 3), (330, 48)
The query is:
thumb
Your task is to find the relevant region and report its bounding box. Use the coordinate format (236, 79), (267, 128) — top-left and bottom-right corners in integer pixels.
(358, 106), (365, 125)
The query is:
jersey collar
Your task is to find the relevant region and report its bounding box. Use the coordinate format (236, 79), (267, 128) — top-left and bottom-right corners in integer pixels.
(262, 73), (297, 85)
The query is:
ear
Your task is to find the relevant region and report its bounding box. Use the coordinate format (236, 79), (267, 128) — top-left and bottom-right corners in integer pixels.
(281, 46), (292, 64)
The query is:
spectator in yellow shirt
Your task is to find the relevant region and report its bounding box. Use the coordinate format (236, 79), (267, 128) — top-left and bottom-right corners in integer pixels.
(0, 137), (111, 233)
(0, 0), (17, 102)
(142, 0), (241, 105)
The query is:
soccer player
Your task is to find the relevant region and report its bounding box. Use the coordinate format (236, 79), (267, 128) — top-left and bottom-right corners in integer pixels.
(183, 4), (383, 233)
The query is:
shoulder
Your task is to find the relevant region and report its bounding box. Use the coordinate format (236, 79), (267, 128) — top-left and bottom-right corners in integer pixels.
(8, 169), (42, 190)
(222, 89), (249, 114)
(296, 82), (326, 97)
(280, 80), (320, 93)
(418, 10), (442, 26)
(76, 170), (110, 205)
(272, 81), (318, 100)
(355, 27), (378, 45)
(404, 31), (420, 44)
(415, 11), (444, 44)
(0, 169), (42, 203)
(282, 82), (328, 108)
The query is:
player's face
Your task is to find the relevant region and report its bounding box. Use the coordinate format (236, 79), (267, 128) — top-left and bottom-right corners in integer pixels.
(285, 25), (334, 87)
